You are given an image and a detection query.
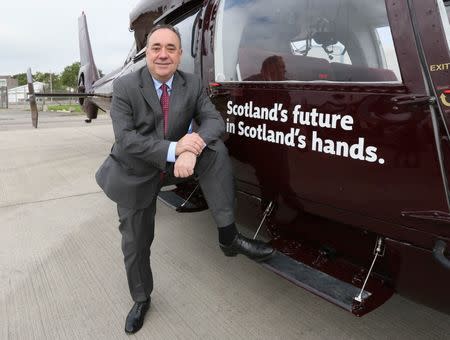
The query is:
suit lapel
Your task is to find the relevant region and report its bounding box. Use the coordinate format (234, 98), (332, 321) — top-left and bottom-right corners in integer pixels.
(168, 71), (187, 138)
(138, 68), (164, 138)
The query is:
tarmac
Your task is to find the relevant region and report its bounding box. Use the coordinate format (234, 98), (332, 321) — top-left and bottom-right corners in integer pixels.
(0, 109), (449, 339)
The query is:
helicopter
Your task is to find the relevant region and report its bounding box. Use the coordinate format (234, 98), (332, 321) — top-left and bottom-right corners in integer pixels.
(28, 0), (450, 316)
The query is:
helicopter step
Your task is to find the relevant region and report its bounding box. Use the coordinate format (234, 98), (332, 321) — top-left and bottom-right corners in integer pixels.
(158, 181), (208, 213)
(261, 244), (394, 316)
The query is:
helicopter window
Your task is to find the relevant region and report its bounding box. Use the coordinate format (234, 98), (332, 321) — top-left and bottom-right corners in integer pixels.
(215, 0), (401, 83)
(125, 41), (137, 65)
(439, 0), (450, 51)
(374, 26), (400, 77)
(291, 39), (351, 64)
(172, 9), (200, 73)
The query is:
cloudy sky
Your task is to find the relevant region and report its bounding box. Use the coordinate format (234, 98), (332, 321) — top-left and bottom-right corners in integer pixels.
(0, 0), (140, 76)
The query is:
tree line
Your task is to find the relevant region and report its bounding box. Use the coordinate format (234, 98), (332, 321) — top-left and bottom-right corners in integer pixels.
(12, 62), (103, 91)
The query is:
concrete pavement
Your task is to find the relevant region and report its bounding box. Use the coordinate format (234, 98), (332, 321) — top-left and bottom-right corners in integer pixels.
(0, 110), (449, 339)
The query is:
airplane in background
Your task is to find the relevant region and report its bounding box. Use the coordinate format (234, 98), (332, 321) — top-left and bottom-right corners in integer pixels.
(29, 0), (450, 316)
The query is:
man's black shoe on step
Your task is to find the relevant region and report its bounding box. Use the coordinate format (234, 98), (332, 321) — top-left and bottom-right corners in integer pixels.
(220, 233), (274, 261)
(125, 298), (150, 334)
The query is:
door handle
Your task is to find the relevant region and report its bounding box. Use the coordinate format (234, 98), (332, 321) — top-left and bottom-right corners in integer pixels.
(391, 94), (435, 106)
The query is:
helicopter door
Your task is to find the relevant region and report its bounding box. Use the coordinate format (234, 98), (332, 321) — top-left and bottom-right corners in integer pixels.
(205, 0), (450, 235)
(405, 0), (450, 212)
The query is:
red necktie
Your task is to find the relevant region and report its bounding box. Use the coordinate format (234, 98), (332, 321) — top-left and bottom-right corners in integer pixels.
(160, 83), (169, 136)
(160, 83), (169, 182)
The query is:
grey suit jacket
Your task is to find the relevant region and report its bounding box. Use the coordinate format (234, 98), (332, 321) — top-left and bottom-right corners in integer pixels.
(95, 66), (225, 209)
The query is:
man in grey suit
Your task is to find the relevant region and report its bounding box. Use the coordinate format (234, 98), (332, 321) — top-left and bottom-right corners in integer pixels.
(95, 25), (273, 334)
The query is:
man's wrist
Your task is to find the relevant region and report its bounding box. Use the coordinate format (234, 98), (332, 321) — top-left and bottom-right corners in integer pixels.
(179, 151), (197, 158)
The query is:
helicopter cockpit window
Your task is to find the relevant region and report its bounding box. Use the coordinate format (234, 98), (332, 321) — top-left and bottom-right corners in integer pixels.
(439, 0), (450, 51)
(125, 41), (137, 65)
(172, 9), (200, 73)
(214, 0), (401, 83)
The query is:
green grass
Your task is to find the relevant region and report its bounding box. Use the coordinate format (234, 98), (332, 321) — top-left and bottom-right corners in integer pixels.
(47, 104), (82, 113)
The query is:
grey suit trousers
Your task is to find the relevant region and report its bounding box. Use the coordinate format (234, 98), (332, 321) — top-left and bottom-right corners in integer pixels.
(117, 140), (234, 302)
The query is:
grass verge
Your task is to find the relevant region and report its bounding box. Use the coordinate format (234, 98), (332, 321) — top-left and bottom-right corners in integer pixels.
(47, 104), (82, 113)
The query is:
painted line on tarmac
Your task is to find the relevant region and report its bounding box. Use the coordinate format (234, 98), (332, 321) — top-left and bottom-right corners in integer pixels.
(0, 190), (103, 209)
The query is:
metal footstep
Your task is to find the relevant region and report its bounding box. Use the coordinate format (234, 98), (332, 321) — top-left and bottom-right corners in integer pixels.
(158, 184), (208, 212)
(262, 252), (375, 315)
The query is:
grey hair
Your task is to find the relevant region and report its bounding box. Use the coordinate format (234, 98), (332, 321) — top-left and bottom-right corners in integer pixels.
(146, 24), (182, 49)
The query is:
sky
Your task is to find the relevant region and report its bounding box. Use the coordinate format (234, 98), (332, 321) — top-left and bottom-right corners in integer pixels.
(0, 0), (141, 76)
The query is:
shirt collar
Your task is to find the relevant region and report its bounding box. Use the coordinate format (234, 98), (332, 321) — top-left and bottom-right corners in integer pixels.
(152, 74), (174, 90)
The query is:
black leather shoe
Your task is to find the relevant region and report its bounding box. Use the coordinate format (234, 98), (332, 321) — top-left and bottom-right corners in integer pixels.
(125, 298), (150, 334)
(220, 233), (274, 262)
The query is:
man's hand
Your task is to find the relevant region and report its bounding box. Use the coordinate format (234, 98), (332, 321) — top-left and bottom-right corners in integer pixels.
(175, 133), (205, 156)
(174, 152), (197, 178)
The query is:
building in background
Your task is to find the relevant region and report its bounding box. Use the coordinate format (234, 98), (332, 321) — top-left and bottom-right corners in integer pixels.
(0, 76), (18, 109)
(0, 76), (18, 89)
(8, 82), (45, 104)
(0, 79), (7, 108)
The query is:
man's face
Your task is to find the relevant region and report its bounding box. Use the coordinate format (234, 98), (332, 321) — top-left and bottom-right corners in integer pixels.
(146, 28), (182, 82)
